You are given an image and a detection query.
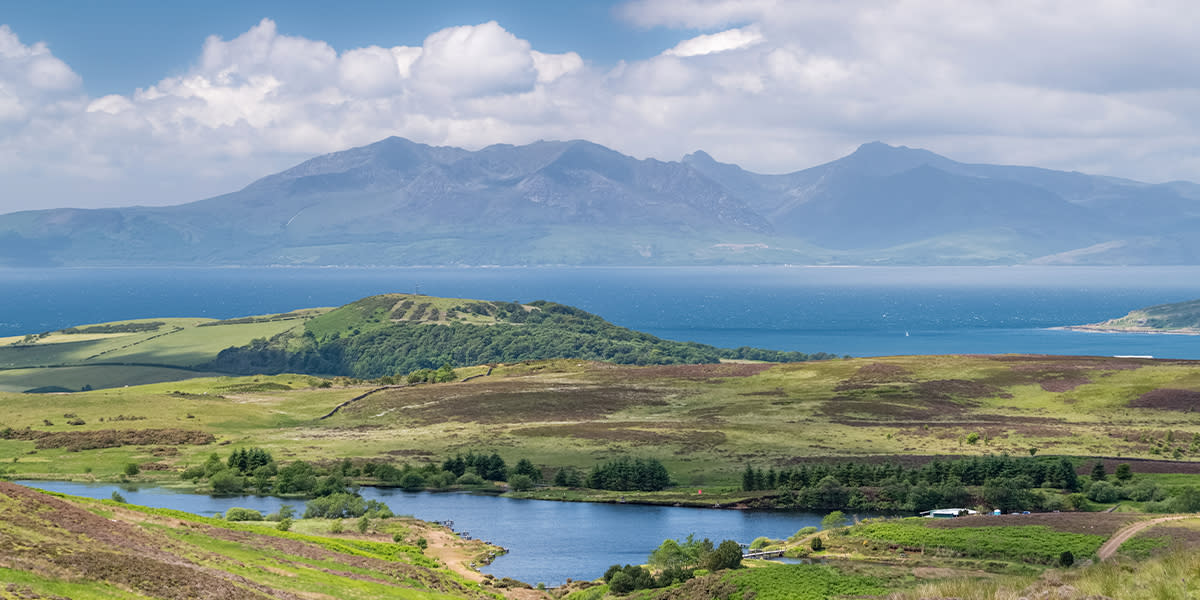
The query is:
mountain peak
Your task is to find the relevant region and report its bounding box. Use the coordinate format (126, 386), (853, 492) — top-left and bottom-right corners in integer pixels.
(830, 141), (956, 177)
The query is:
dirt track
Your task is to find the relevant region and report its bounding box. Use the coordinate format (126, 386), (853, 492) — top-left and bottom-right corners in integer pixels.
(1097, 515), (1195, 560)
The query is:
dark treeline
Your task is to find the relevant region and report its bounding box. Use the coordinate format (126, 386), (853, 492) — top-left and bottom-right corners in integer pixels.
(204, 301), (837, 378)
(742, 455), (1084, 512)
(61, 321), (165, 334)
(587, 457), (672, 492)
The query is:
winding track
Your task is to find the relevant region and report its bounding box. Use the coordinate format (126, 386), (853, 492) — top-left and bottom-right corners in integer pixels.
(1096, 515), (1195, 560)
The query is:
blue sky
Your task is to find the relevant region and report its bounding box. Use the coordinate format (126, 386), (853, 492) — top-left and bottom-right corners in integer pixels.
(1, 1), (1199, 213)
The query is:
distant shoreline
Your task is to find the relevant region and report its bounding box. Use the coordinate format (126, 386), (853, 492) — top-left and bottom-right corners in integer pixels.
(1054, 325), (1200, 336)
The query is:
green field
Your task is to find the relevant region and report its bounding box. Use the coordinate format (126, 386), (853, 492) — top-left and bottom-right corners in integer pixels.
(0, 312), (319, 393)
(2, 354), (1200, 491)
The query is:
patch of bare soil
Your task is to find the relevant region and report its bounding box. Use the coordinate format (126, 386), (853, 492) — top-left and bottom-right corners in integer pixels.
(1074, 457), (1200, 475)
(0, 428), (214, 451)
(351, 379), (674, 425)
(834, 363), (913, 391)
(614, 363), (775, 380)
(513, 422), (725, 450)
(1131, 388), (1200, 411)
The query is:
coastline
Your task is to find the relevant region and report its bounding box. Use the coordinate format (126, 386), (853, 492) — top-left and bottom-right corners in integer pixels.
(1054, 325), (1200, 336)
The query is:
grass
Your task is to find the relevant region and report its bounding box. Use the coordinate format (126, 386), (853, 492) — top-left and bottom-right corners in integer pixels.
(0, 314), (313, 393)
(0, 481), (494, 600)
(726, 563), (890, 600)
(5, 354), (1200, 489)
(847, 519), (1106, 564)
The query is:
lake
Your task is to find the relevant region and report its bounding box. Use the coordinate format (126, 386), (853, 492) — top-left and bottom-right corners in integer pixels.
(16, 480), (854, 585)
(3, 265), (1200, 358)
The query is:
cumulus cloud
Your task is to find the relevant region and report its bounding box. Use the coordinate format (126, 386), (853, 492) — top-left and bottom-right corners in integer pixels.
(3, 3), (1200, 212)
(410, 21), (537, 97)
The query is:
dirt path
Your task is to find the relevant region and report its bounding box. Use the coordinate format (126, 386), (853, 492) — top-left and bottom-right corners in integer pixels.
(1097, 515), (1195, 560)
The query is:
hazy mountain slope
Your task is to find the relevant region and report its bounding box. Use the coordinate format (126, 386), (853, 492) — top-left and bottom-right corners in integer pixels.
(2, 137), (1199, 266)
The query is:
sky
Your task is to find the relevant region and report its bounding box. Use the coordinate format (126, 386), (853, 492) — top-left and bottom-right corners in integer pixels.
(2, 0), (1199, 213)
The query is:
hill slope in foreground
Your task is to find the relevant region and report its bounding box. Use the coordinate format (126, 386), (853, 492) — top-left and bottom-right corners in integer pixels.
(0, 294), (833, 393)
(0, 480), (490, 600)
(1071, 298), (1200, 334)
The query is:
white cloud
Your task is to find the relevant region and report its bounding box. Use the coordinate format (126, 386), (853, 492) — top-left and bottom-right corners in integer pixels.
(410, 21), (537, 97)
(3, 4), (1200, 213)
(663, 26), (763, 57)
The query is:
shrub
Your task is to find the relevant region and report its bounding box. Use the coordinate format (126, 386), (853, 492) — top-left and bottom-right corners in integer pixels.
(110, 490), (126, 503)
(357, 516), (369, 533)
(508, 474), (535, 492)
(329, 520), (344, 534)
(821, 510), (847, 530)
(810, 536), (824, 551)
(210, 469), (245, 494)
(179, 465), (205, 481)
(123, 463), (140, 477)
(276, 518), (293, 531)
(790, 526), (818, 541)
(1087, 481), (1121, 503)
(398, 472), (426, 491)
(224, 507), (264, 521)
(304, 492), (367, 518)
(1059, 550), (1074, 567)
(456, 472), (484, 485)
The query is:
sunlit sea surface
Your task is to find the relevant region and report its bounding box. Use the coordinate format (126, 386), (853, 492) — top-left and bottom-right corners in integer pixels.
(3, 266), (1199, 358)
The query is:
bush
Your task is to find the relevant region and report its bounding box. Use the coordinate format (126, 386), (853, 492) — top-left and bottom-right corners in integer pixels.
(357, 515), (369, 533)
(1059, 550), (1075, 567)
(329, 520), (344, 534)
(456, 472), (484, 485)
(821, 510), (847, 530)
(398, 472), (426, 491)
(276, 517), (293, 531)
(180, 465), (206, 481)
(508, 474), (535, 492)
(1087, 481), (1122, 504)
(790, 526), (818, 541)
(110, 490), (126, 503)
(810, 536), (824, 551)
(305, 492), (366, 518)
(210, 469), (245, 494)
(123, 463), (140, 477)
(225, 507), (264, 521)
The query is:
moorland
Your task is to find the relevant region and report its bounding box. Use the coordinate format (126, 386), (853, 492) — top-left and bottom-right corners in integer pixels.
(5, 294), (1200, 599)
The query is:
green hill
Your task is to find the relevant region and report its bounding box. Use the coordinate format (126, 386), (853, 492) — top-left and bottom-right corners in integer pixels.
(0, 295), (832, 392)
(1076, 298), (1200, 333)
(203, 293), (836, 379)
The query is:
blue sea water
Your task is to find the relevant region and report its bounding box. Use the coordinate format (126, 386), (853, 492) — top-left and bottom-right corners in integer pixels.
(2, 265), (1200, 358)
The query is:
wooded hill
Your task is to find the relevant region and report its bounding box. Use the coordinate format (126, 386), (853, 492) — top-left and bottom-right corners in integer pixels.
(204, 294), (835, 378)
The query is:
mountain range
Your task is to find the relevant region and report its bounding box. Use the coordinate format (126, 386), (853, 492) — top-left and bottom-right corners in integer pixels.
(3, 137), (1200, 266)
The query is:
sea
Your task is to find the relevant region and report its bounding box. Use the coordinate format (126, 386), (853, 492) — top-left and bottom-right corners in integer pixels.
(2, 265), (1200, 358)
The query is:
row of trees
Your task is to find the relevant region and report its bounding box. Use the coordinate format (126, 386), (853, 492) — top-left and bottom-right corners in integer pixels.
(586, 458), (672, 492)
(743, 455), (1082, 492)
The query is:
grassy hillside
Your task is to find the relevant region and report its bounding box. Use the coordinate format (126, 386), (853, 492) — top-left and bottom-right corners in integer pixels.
(4, 355), (1200, 492)
(0, 310), (323, 393)
(0, 480), (494, 600)
(1075, 298), (1200, 333)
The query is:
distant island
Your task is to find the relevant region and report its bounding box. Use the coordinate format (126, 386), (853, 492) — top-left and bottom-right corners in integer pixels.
(0, 293), (835, 393)
(3, 137), (1200, 267)
(1067, 298), (1200, 334)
